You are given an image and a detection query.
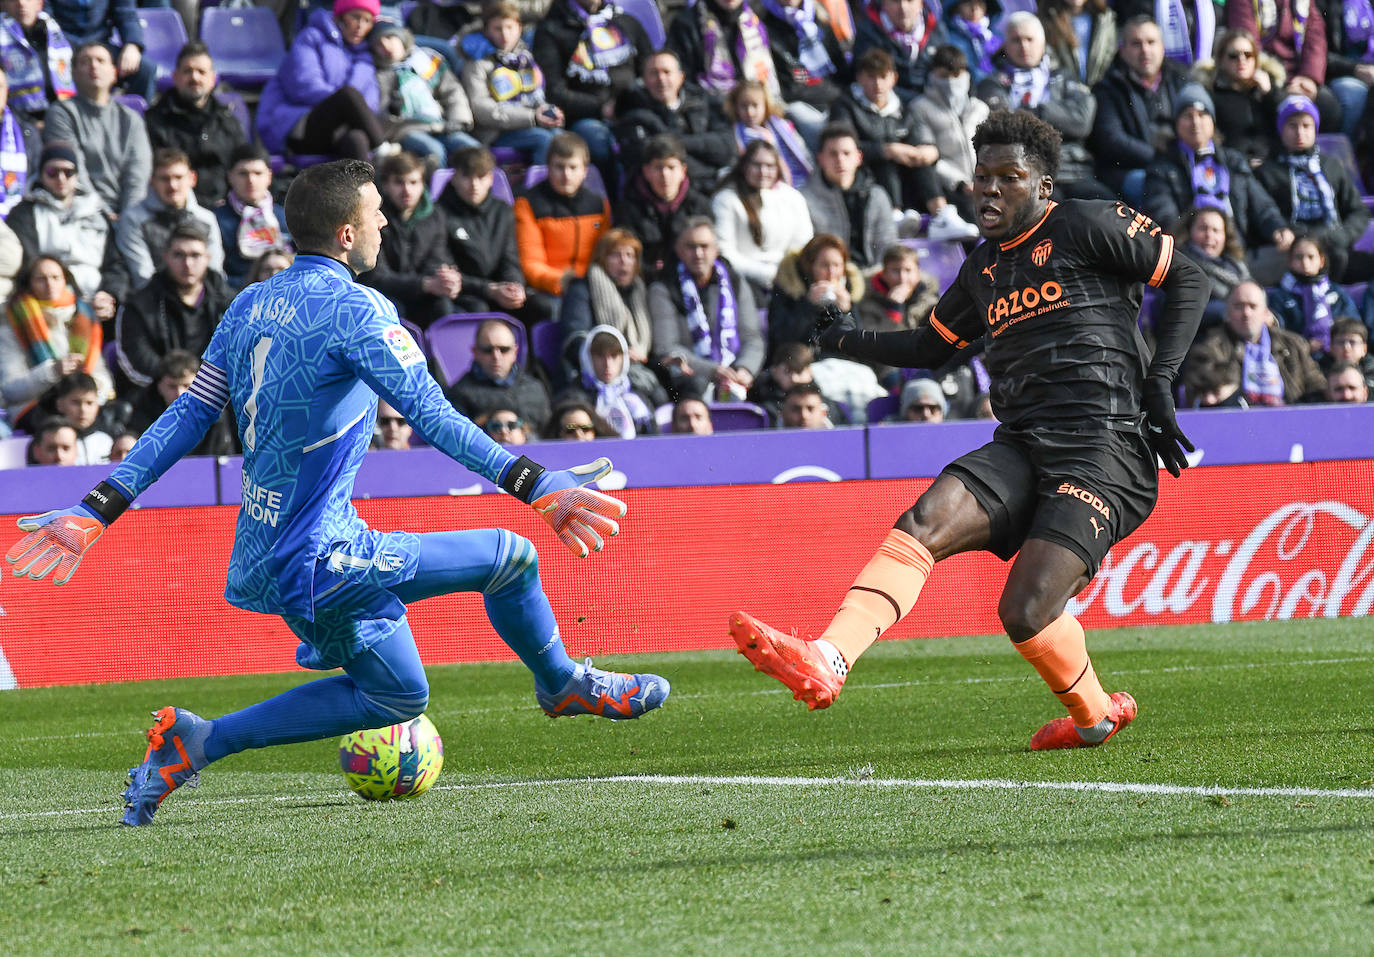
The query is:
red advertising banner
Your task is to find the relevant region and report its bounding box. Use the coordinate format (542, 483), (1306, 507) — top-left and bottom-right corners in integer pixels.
(2, 459), (1370, 689)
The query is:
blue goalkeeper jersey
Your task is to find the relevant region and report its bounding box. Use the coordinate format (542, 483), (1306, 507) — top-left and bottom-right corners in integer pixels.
(106, 255), (516, 619)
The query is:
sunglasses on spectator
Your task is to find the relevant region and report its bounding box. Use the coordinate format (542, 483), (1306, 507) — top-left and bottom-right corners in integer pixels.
(563, 422), (595, 435)
(1225, 48), (1255, 60)
(485, 417), (524, 433)
(377, 416), (407, 427)
(44, 165), (78, 179)
(476, 344), (516, 355)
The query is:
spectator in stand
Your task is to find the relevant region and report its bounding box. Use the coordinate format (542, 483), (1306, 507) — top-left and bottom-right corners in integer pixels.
(0, 253), (110, 429)
(370, 398), (412, 450)
(748, 340), (846, 422)
(1143, 83), (1291, 282)
(910, 45), (986, 236)
(446, 316), (553, 432)
(615, 50), (737, 188)
(670, 394), (714, 433)
(116, 146), (225, 286)
(1224, 0), (1342, 131)
(107, 428), (134, 460)
(256, 0), (386, 161)
(216, 144), (292, 291)
(532, 0), (652, 191)
(667, 0), (781, 101)
(371, 22), (478, 168)
(778, 380), (832, 428)
(362, 150), (460, 328)
(557, 324), (663, 438)
(1325, 361), (1369, 402)
(649, 216), (764, 400)
(976, 12), (1115, 201)
(712, 139), (814, 300)
(897, 376), (946, 422)
(478, 407), (530, 445)
(0, 71), (42, 217)
(1267, 235), (1358, 355)
(24, 415), (76, 464)
(1330, 0), (1374, 141)
(723, 78), (814, 187)
(851, 0), (947, 103)
(855, 243), (939, 384)
(44, 42), (150, 218)
(0, 0), (77, 125)
(941, 0), (1001, 86)
(541, 396), (620, 439)
(1255, 94), (1370, 283)
(1192, 28), (1286, 167)
(1114, 0), (1217, 71)
(1091, 16), (1190, 203)
(559, 227), (654, 386)
(435, 146), (543, 324)
(513, 132), (610, 302)
(144, 42), (249, 210)
(799, 124), (898, 270)
(1172, 205), (1251, 327)
(123, 349), (238, 455)
(115, 221), (231, 391)
(462, 1), (562, 166)
(759, 0), (850, 146)
(1040, 0), (1117, 88)
(7, 142), (126, 313)
(767, 231), (863, 359)
(614, 134), (714, 276)
(44, 0), (154, 102)
(826, 48), (940, 218)
(50, 369), (110, 462)
(1324, 318), (1374, 388)
(1184, 280), (1326, 405)
(246, 248), (293, 284)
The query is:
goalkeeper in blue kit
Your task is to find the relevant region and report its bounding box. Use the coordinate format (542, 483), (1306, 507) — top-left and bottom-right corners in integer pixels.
(4, 160), (670, 827)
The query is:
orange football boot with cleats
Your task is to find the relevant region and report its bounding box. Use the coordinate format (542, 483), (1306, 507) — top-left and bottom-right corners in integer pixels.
(730, 611), (846, 710)
(1029, 691), (1138, 751)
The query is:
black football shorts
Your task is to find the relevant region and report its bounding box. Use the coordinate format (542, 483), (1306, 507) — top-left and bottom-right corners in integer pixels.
(942, 425), (1159, 577)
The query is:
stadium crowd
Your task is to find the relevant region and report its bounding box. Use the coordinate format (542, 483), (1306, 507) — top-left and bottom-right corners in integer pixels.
(0, 0), (1370, 465)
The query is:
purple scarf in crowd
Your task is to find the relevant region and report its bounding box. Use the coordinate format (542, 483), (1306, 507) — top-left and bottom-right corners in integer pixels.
(0, 109), (27, 217)
(1280, 270), (1336, 351)
(1346, 0), (1374, 60)
(1181, 143), (1232, 216)
(694, 0), (779, 96)
(678, 259), (740, 366)
(1241, 324), (1286, 405)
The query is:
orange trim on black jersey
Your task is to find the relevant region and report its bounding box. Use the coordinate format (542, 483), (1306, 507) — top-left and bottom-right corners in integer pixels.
(999, 201), (1059, 251)
(929, 312), (969, 349)
(1147, 233), (1175, 288)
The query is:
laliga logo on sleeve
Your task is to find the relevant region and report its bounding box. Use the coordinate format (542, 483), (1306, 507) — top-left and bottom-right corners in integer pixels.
(383, 325), (425, 368)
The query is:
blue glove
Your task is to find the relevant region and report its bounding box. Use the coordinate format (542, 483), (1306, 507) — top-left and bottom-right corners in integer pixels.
(6, 504), (107, 585)
(528, 457), (627, 557)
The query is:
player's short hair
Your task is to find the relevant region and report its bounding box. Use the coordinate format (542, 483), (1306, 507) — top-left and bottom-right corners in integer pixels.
(175, 41), (212, 68)
(481, 0), (521, 24)
(773, 342), (813, 372)
(816, 123), (860, 153)
(547, 132), (590, 164)
(641, 133), (687, 166)
(378, 150), (427, 182)
(783, 382), (824, 402)
(930, 44), (967, 74)
(55, 371), (98, 398)
(285, 159), (376, 253)
(1330, 317), (1367, 342)
(166, 220), (210, 246)
(881, 243), (920, 269)
(972, 110), (1061, 179)
(152, 147), (191, 172)
(452, 145), (496, 177)
(799, 233), (850, 280)
(854, 48), (896, 78)
(229, 143), (271, 170)
(156, 349), (201, 381)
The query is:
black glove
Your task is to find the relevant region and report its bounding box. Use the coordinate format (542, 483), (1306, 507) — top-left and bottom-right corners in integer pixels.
(1142, 377), (1195, 478)
(810, 303), (857, 353)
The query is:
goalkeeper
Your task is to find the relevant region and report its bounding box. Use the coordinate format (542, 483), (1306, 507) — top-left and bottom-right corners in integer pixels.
(5, 160), (670, 827)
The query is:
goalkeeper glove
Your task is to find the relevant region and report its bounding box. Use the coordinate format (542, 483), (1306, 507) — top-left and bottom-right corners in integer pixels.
(1142, 377), (1195, 478)
(809, 303), (858, 354)
(500, 455), (626, 557)
(6, 504), (106, 585)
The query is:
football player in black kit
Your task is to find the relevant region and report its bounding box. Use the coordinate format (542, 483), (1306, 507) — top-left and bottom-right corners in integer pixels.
(730, 111), (1208, 750)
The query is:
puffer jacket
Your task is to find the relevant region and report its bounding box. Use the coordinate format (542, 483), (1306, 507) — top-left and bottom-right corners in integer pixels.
(6, 182), (116, 298)
(766, 246), (865, 361)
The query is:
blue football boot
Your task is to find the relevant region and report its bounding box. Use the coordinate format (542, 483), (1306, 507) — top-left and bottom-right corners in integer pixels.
(536, 658), (670, 719)
(122, 707), (211, 826)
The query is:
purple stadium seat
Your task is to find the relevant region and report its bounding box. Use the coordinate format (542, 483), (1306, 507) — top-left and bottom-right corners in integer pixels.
(136, 9), (190, 92)
(215, 88), (251, 141)
(901, 238), (966, 294)
(523, 164), (607, 196)
(653, 402), (674, 429)
(430, 167), (453, 196)
(490, 146), (523, 166)
(1316, 133), (1366, 192)
(1344, 282), (1368, 304)
(0, 435), (29, 469)
(202, 7), (286, 90)
(618, 0), (666, 49)
(865, 394), (899, 423)
(707, 401), (769, 430)
(430, 167), (514, 205)
(530, 320), (561, 379)
(399, 317), (426, 353)
(115, 93), (147, 116)
(425, 313), (526, 388)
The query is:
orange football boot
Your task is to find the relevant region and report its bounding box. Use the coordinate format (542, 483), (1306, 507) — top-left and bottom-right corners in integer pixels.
(1029, 691), (1138, 751)
(730, 611), (846, 710)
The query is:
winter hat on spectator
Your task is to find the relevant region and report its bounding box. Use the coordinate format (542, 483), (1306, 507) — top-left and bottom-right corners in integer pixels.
(333, 0), (380, 19)
(39, 142), (79, 170)
(1277, 94), (1320, 133)
(1174, 83), (1215, 120)
(899, 378), (948, 418)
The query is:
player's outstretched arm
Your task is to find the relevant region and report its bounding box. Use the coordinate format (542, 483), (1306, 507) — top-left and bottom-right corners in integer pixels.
(1145, 251), (1209, 477)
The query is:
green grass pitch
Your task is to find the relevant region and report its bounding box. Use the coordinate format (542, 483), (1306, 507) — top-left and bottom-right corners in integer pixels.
(3, 618), (1373, 956)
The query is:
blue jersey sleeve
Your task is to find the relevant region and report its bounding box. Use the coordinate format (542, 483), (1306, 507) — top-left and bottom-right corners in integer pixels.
(337, 288), (515, 485)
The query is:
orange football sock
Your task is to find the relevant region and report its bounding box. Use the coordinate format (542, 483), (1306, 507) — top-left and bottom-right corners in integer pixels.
(1014, 613), (1112, 728)
(820, 529), (934, 667)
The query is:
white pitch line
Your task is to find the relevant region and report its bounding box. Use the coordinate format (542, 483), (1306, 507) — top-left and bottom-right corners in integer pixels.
(3, 773), (1374, 823)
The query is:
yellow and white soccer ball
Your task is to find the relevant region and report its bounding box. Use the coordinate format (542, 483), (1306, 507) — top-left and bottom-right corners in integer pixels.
(339, 714), (444, 801)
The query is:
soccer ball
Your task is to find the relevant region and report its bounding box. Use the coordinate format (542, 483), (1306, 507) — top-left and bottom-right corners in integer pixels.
(339, 714), (444, 801)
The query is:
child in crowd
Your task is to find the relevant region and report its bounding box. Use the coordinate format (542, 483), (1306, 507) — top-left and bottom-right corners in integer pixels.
(1268, 236), (1358, 357)
(561, 325), (663, 439)
(371, 22), (479, 167)
(51, 371), (112, 464)
(1324, 318), (1374, 388)
(941, 0), (1000, 85)
(513, 132), (610, 300)
(462, 1), (563, 166)
(855, 243), (939, 385)
(216, 144), (292, 291)
(124, 350), (240, 456)
(725, 79), (814, 186)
